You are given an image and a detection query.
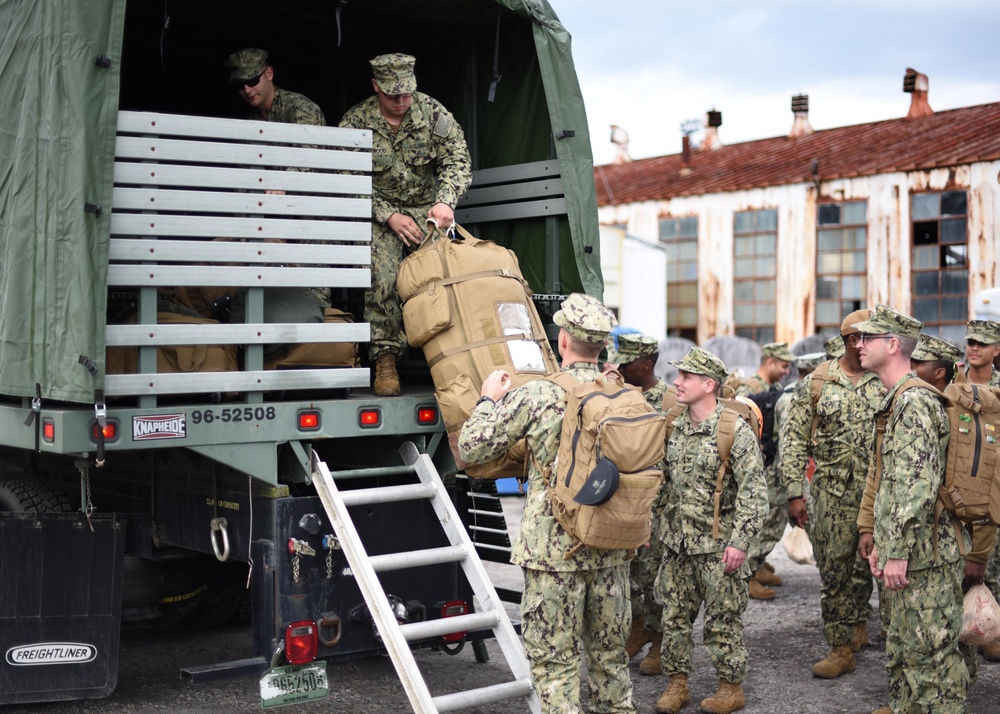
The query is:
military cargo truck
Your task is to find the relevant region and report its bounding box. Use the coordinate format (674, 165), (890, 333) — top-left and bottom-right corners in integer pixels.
(0, 0), (602, 704)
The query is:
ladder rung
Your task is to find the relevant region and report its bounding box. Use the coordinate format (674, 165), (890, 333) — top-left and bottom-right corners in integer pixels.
(433, 679), (535, 712)
(399, 611), (499, 641)
(368, 545), (468, 573)
(339, 482), (436, 507)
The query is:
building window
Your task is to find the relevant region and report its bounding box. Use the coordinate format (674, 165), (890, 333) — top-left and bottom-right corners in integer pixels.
(661, 216), (698, 342)
(816, 201), (867, 332)
(733, 209), (777, 343)
(911, 191), (968, 345)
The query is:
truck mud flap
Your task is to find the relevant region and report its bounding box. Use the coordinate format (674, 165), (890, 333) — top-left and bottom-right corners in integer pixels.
(0, 513), (125, 705)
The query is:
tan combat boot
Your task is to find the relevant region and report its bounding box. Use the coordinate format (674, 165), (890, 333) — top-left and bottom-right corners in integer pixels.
(748, 576), (775, 600)
(699, 679), (745, 714)
(811, 645), (857, 678)
(849, 623), (868, 652)
(655, 673), (690, 714)
(871, 708), (891, 714)
(625, 619), (654, 659)
(639, 631), (663, 675)
(753, 563), (782, 586)
(373, 354), (400, 396)
(982, 641), (1000, 661)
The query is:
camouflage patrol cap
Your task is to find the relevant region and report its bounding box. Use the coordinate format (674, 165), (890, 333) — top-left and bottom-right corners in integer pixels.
(670, 346), (728, 384)
(761, 342), (795, 362)
(553, 293), (617, 345)
(851, 303), (923, 339)
(616, 334), (658, 363)
(965, 319), (1000, 345)
(824, 335), (846, 358)
(912, 333), (964, 363)
(370, 53), (417, 95)
(225, 48), (269, 82)
(840, 309), (871, 336)
(795, 352), (827, 372)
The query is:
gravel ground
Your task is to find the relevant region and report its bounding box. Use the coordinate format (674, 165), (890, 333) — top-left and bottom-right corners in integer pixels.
(6, 495), (999, 714)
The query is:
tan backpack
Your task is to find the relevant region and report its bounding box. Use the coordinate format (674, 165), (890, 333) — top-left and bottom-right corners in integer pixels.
(664, 398), (761, 540)
(542, 371), (667, 553)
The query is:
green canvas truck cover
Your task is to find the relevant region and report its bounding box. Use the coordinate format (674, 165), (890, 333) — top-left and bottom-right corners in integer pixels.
(0, 0), (600, 404)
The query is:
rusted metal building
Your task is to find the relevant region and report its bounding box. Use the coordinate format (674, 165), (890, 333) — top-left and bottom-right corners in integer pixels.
(594, 70), (1000, 347)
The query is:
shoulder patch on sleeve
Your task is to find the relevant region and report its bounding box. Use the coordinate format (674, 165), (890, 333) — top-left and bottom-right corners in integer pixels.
(433, 113), (454, 138)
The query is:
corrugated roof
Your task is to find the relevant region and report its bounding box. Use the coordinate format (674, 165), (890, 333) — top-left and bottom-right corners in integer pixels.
(594, 102), (1000, 205)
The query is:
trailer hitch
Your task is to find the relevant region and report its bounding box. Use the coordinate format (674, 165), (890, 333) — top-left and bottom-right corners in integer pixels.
(210, 517), (230, 562)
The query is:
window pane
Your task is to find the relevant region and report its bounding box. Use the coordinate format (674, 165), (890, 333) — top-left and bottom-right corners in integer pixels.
(679, 217), (698, 237)
(735, 327), (755, 340)
(912, 298), (940, 322)
(679, 263), (698, 281)
(818, 254), (841, 274)
(818, 229), (841, 252)
(818, 204), (840, 225)
(912, 245), (938, 270)
(678, 284), (698, 303)
(844, 251), (866, 272)
(734, 282), (754, 301)
(756, 303), (775, 323)
(758, 327), (775, 343)
(941, 218), (966, 244)
(941, 191), (967, 217)
(912, 193), (940, 220)
(659, 219), (678, 240)
(757, 210), (778, 232)
(913, 221), (939, 245)
(941, 323), (967, 346)
(679, 240), (698, 261)
(734, 236), (755, 257)
(842, 201), (867, 224)
(941, 269), (968, 295)
(943, 244), (967, 268)
(756, 256), (775, 277)
(941, 297), (967, 321)
(816, 300), (840, 325)
(756, 233), (776, 255)
(756, 279), (776, 301)
(842, 275), (865, 300)
(816, 277), (839, 299)
(667, 264), (678, 282)
(667, 307), (680, 323)
(734, 212), (754, 234)
(913, 271), (939, 296)
(849, 228), (867, 250)
(734, 304), (754, 324)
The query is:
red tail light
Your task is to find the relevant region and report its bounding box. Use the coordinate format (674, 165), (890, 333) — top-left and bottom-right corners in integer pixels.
(358, 408), (381, 428)
(92, 420), (118, 442)
(298, 410), (321, 431)
(42, 419), (55, 442)
(417, 406), (438, 424)
(285, 620), (319, 664)
(439, 600), (468, 643)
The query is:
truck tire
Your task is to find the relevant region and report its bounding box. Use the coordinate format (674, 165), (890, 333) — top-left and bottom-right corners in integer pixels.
(0, 478), (73, 513)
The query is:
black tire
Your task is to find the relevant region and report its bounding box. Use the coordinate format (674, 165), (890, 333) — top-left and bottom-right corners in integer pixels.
(0, 478), (73, 513)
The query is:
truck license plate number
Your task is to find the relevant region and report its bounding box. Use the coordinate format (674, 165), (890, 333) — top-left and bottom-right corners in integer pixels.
(190, 406), (277, 425)
(259, 662), (328, 708)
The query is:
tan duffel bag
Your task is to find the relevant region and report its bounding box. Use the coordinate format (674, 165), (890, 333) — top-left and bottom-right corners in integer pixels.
(397, 224), (558, 478)
(264, 308), (358, 370)
(106, 312), (238, 375)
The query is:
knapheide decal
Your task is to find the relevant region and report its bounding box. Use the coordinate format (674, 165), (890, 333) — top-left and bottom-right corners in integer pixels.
(133, 413), (187, 441)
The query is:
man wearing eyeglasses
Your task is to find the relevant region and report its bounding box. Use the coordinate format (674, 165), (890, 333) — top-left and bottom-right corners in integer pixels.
(225, 48), (325, 129)
(339, 53), (472, 397)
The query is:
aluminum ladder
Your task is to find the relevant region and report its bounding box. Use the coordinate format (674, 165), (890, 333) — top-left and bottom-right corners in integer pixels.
(311, 443), (540, 713)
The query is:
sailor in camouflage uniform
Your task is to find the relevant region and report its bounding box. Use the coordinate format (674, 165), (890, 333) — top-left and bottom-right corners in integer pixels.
(458, 294), (634, 714)
(729, 342), (794, 599)
(616, 334), (673, 675)
(654, 347), (767, 714)
(854, 304), (969, 714)
(339, 54), (472, 396)
(780, 310), (884, 679)
(226, 48), (326, 127)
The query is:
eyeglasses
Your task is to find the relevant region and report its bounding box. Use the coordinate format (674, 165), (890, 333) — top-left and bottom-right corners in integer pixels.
(858, 334), (895, 344)
(233, 72), (264, 89)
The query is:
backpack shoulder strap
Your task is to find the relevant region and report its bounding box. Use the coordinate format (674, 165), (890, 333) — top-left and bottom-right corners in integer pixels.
(809, 359), (838, 441)
(712, 408), (740, 540)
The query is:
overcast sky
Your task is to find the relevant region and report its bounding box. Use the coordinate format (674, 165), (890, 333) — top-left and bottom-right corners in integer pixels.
(553, 1), (1000, 166)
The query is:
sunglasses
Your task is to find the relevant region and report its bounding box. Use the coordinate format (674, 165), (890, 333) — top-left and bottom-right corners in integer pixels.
(858, 334), (895, 344)
(233, 72), (264, 89)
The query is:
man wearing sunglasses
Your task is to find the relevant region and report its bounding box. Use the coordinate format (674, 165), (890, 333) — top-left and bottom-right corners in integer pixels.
(225, 48), (325, 129)
(339, 53), (472, 396)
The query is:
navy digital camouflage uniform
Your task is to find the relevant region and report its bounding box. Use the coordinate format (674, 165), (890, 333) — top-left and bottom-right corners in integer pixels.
(656, 348), (768, 684)
(458, 294), (633, 714)
(780, 358), (884, 648)
(855, 305), (968, 713)
(339, 55), (472, 362)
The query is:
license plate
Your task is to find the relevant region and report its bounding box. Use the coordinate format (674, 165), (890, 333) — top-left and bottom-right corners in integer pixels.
(259, 662), (328, 709)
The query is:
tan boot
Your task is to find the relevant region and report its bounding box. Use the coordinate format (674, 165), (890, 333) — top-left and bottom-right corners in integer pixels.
(849, 623), (868, 652)
(981, 641), (1000, 661)
(625, 619), (654, 659)
(655, 674), (690, 714)
(699, 679), (746, 714)
(811, 644), (857, 678)
(373, 354), (400, 396)
(761, 561), (775, 574)
(748, 577), (775, 600)
(753, 564), (782, 587)
(871, 708), (891, 714)
(639, 631), (663, 675)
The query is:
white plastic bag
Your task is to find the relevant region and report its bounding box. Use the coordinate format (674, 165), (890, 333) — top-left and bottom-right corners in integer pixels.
(781, 526), (815, 565)
(960, 584), (1000, 645)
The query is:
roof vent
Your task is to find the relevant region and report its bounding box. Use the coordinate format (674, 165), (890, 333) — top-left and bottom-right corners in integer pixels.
(903, 68), (933, 119)
(789, 93), (813, 138)
(702, 109), (723, 151)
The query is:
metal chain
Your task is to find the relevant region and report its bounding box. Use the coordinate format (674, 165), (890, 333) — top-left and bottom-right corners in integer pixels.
(326, 548), (333, 580)
(292, 553), (300, 584)
(85, 473), (94, 517)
